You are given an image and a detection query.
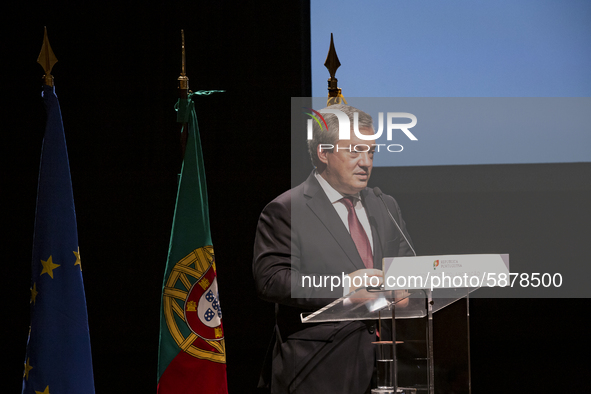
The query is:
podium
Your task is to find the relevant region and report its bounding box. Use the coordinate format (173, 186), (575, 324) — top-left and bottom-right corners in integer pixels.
(299, 254), (508, 393)
(301, 287), (475, 393)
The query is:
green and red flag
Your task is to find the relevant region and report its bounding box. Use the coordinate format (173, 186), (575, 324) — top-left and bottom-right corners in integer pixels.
(158, 93), (228, 393)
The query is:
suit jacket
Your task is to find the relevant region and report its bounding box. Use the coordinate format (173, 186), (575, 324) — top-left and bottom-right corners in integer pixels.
(253, 172), (414, 394)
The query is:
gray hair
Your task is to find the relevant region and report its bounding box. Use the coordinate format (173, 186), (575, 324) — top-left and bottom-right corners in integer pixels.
(307, 104), (374, 167)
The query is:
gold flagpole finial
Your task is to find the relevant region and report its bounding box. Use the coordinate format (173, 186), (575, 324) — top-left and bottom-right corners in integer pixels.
(324, 33), (346, 105)
(37, 27), (58, 86)
(178, 29), (189, 94)
(177, 29), (190, 159)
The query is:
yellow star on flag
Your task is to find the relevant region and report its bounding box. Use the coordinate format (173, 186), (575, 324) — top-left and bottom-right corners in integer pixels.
(40, 256), (60, 279)
(31, 283), (38, 304)
(23, 358), (33, 380)
(35, 385), (50, 394)
(74, 247), (82, 271)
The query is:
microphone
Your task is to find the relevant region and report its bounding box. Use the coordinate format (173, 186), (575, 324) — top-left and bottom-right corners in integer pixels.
(373, 187), (416, 256)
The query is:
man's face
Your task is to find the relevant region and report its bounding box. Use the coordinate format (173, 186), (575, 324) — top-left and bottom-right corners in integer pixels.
(318, 127), (375, 195)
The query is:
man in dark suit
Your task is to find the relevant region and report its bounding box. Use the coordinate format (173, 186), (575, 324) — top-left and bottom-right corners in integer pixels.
(253, 104), (414, 393)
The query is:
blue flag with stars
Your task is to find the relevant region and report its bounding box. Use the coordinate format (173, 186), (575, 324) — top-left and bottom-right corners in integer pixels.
(22, 84), (95, 394)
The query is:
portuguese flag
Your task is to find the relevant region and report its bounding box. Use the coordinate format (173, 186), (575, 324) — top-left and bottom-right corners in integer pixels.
(158, 94), (228, 393)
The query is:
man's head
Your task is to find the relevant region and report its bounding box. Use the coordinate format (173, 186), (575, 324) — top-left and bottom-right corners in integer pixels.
(308, 104), (376, 195)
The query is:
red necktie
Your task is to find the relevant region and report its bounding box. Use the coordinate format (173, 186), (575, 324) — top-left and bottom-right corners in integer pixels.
(341, 197), (373, 269)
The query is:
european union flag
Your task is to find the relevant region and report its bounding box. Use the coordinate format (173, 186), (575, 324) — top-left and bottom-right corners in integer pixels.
(21, 84), (95, 394)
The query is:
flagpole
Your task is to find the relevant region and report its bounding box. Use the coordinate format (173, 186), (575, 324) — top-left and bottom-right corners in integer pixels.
(325, 33), (347, 106)
(158, 31), (228, 394)
(23, 27), (96, 394)
(37, 26), (57, 86)
(178, 29), (189, 159)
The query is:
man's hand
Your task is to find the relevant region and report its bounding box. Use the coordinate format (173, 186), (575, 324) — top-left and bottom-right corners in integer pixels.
(393, 289), (410, 307)
(347, 268), (383, 293)
(345, 270), (410, 308)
